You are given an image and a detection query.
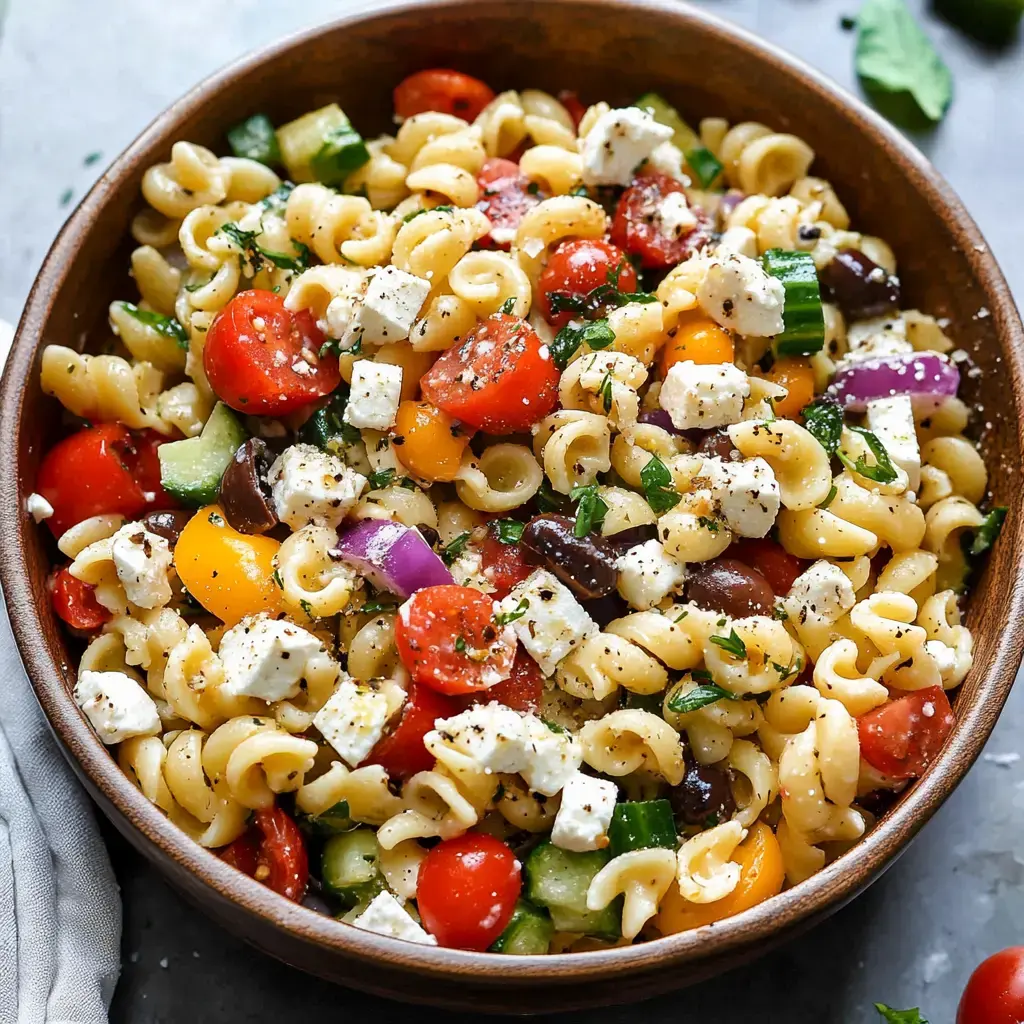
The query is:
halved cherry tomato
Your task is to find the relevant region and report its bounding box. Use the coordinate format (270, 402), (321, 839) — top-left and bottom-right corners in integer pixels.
(395, 584), (516, 695)
(557, 90), (587, 130)
(537, 239), (637, 330)
(479, 532), (533, 598)
(476, 158), (541, 250)
(659, 312), (735, 376)
(958, 947), (1024, 1024)
(416, 833), (521, 950)
(130, 428), (180, 512)
(731, 537), (807, 596)
(50, 566), (111, 631)
(204, 290), (339, 416)
(469, 648), (543, 712)
(765, 357), (816, 420)
(220, 806), (308, 902)
(394, 69), (495, 121)
(611, 171), (712, 270)
(366, 681), (460, 781)
(858, 686), (955, 781)
(420, 314), (559, 434)
(219, 828), (259, 876)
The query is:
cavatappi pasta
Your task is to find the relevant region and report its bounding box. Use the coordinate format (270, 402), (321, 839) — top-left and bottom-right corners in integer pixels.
(31, 70), (1003, 954)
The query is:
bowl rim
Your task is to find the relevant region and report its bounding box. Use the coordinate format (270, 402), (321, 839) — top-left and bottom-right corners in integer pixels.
(3, 0), (1023, 989)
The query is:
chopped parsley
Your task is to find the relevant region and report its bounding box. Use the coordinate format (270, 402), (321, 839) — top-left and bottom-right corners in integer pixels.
(218, 222), (312, 274)
(542, 719), (568, 734)
(441, 532), (471, 566)
(115, 302), (189, 350)
(366, 468), (396, 491)
(493, 519), (525, 544)
(494, 598), (529, 626)
(569, 484), (608, 538)
(402, 203), (454, 222)
(666, 682), (737, 714)
(454, 635), (467, 652)
(299, 598), (315, 619)
(499, 297), (517, 315)
(640, 455), (681, 513)
(709, 628), (747, 660)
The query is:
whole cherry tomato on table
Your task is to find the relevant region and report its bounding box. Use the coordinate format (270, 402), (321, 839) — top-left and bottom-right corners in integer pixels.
(394, 69), (495, 121)
(476, 158), (542, 250)
(857, 686), (955, 781)
(958, 947), (1024, 1024)
(50, 566), (111, 631)
(537, 238), (638, 330)
(365, 681), (459, 781)
(219, 805), (308, 902)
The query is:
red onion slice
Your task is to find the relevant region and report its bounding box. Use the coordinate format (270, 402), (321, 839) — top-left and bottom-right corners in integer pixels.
(331, 520), (452, 598)
(827, 351), (960, 412)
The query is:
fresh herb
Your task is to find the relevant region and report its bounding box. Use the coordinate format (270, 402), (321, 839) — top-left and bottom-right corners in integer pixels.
(366, 468), (396, 490)
(674, 610), (689, 623)
(441, 532), (471, 566)
(226, 113), (281, 166)
(297, 386), (361, 451)
(84, 151), (102, 167)
(526, 181), (541, 195)
(272, 569), (284, 589)
(550, 319), (616, 370)
(597, 370), (615, 413)
(494, 598), (529, 626)
(965, 506), (1007, 557)
(686, 146), (723, 188)
(402, 203), (454, 223)
(59, 187), (73, 207)
(801, 396), (845, 457)
(299, 599), (315, 619)
(320, 336), (361, 358)
(536, 479), (567, 514)
(499, 297), (517, 315)
(840, 14), (858, 30)
(697, 516), (721, 533)
(545, 260), (657, 324)
(115, 302), (190, 350)
(934, 0), (1024, 45)
(493, 519), (525, 544)
(818, 484), (838, 510)
(454, 635), (467, 652)
(666, 682), (737, 714)
(569, 484), (608, 538)
(569, 185), (590, 197)
(874, 1006), (928, 1024)
(838, 426), (898, 484)
(772, 604), (789, 621)
(542, 719), (568, 734)
(259, 182), (295, 214)
(208, 511), (225, 525)
(709, 628), (747, 660)
(218, 223), (311, 274)
(361, 599), (397, 615)
(640, 455), (681, 513)
(856, 0), (953, 124)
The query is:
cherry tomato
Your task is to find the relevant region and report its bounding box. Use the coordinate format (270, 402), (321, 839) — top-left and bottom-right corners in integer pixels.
(219, 829), (259, 876)
(537, 239), (638, 329)
(958, 947), (1024, 1024)
(420, 314), (559, 434)
(130, 428), (180, 512)
(858, 686), (955, 781)
(204, 290), (339, 416)
(394, 69), (495, 121)
(476, 158), (541, 250)
(731, 537), (807, 596)
(469, 648), (543, 712)
(611, 171), (712, 270)
(220, 806), (308, 902)
(765, 358), (816, 420)
(416, 833), (521, 950)
(392, 400), (470, 482)
(659, 313), (735, 376)
(366, 681), (460, 781)
(395, 584), (516, 695)
(50, 566), (111, 632)
(557, 90), (587, 130)
(479, 532), (533, 598)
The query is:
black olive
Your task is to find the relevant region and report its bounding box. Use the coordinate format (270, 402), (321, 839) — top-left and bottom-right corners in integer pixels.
(520, 514), (619, 600)
(603, 523), (660, 551)
(695, 429), (741, 461)
(686, 558), (775, 618)
(582, 591), (631, 628)
(668, 755), (736, 827)
(140, 509), (194, 548)
(818, 248), (901, 321)
(416, 524), (440, 548)
(219, 438), (278, 535)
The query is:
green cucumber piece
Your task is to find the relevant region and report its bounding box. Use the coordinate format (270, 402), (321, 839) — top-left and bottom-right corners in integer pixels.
(321, 829), (384, 908)
(157, 402), (247, 507)
(635, 92), (723, 188)
(524, 842), (621, 939)
(762, 249), (826, 356)
(298, 387), (360, 454)
(276, 104), (369, 185)
(489, 899), (554, 955)
(607, 800), (677, 857)
(226, 113), (281, 166)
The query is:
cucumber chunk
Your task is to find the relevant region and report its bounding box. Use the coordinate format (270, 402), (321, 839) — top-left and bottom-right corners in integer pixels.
(303, 800), (354, 837)
(157, 402), (247, 507)
(321, 828), (384, 908)
(524, 842), (621, 939)
(276, 104), (369, 185)
(226, 113), (281, 166)
(762, 249), (826, 356)
(635, 92), (723, 189)
(607, 800), (677, 858)
(489, 899), (554, 955)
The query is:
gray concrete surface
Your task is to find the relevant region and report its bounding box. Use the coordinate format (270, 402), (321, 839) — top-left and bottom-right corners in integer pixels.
(1, 0), (1022, 1020)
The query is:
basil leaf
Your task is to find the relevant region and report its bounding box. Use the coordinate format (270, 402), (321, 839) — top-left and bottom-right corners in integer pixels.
(441, 532), (470, 566)
(115, 302), (189, 350)
(402, 203), (454, 223)
(838, 426), (899, 484)
(666, 682), (736, 714)
(493, 519), (525, 544)
(570, 484), (608, 538)
(856, 0), (953, 124)
(499, 297), (517, 315)
(218, 222), (311, 274)
(366, 468), (396, 491)
(494, 598), (529, 626)
(536, 479), (568, 514)
(965, 506), (1007, 557)
(640, 455), (681, 513)
(686, 146), (724, 189)
(874, 1005), (929, 1024)
(709, 628), (747, 660)
(818, 484), (838, 510)
(550, 319), (616, 370)
(801, 396), (845, 457)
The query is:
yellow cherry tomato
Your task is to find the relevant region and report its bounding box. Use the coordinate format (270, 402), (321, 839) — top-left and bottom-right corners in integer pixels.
(660, 312), (735, 377)
(765, 357), (816, 419)
(393, 400), (471, 482)
(175, 505), (281, 625)
(653, 822), (785, 934)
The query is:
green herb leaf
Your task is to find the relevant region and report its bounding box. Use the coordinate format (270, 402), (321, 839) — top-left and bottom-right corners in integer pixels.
(115, 302), (189, 349)
(838, 426), (899, 484)
(933, 0), (1024, 45)
(454, 635), (467, 652)
(441, 532), (471, 566)
(361, 599), (398, 615)
(493, 519), (525, 544)
(818, 484), (838, 510)
(666, 682), (737, 714)
(299, 598), (315, 619)
(499, 297), (517, 315)
(801, 396), (845, 457)
(494, 598), (529, 627)
(542, 718), (568, 734)
(226, 113), (281, 166)
(402, 203), (454, 223)
(367, 468), (396, 491)
(965, 506), (1007, 557)
(598, 370), (615, 413)
(640, 455), (681, 513)
(709, 628), (747, 660)
(550, 319), (617, 370)
(218, 222), (311, 274)
(536, 479), (568, 514)
(569, 484), (609, 538)
(772, 604), (789, 621)
(874, 1005), (928, 1024)
(686, 146), (723, 189)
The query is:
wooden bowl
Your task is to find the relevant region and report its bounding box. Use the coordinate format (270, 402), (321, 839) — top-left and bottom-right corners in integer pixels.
(2, 0), (1022, 1011)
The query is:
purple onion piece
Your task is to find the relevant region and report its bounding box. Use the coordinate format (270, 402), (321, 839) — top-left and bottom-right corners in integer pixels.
(718, 189), (746, 222)
(826, 351), (960, 413)
(638, 408), (683, 434)
(331, 520), (452, 598)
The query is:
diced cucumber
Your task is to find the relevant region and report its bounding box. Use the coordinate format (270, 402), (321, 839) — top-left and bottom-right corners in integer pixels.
(303, 800), (354, 836)
(635, 92), (723, 188)
(608, 800), (677, 858)
(489, 899), (554, 955)
(524, 842), (621, 939)
(321, 828), (384, 908)
(276, 104), (370, 185)
(297, 387), (360, 454)
(226, 113), (281, 166)
(762, 249), (826, 356)
(157, 402), (247, 507)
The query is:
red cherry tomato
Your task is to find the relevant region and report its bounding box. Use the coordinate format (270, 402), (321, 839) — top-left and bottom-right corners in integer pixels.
(416, 833), (521, 950)
(50, 566), (111, 632)
(130, 429), (180, 512)
(394, 69), (495, 121)
(420, 314), (559, 433)
(858, 686), (955, 781)
(479, 532), (533, 599)
(557, 90), (587, 130)
(611, 171), (713, 270)
(203, 290), (339, 416)
(218, 805), (308, 902)
(731, 538), (807, 596)
(958, 947), (1024, 1024)
(366, 681), (460, 781)
(469, 648), (543, 712)
(219, 829), (260, 876)
(395, 585), (516, 695)
(537, 238), (637, 329)
(476, 158), (542, 250)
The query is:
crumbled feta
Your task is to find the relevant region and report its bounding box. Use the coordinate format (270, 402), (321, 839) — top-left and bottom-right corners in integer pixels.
(26, 492), (54, 523)
(866, 394), (920, 491)
(551, 771), (618, 852)
(697, 456), (781, 538)
(341, 265), (431, 348)
(659, 360), (750, 430)
(925, 639), (958, 684)
(498, 569), (598, 675)
(489, 225), (517, 246)
(110, 523), (173, 609)
(219, 614), (329, 702)
(616, 539), (686, 610)
(697, 253), (785, 337)
(313, 676), (394, 767)
(344, 360), (403, 431)
(841, 316), (913, 365)
(783, 560), (856, 628)
(580, 107), (673, 187)
(518, 715), (583, 796)
(647, 141), (690, 184)
(268, 443), (367, 530)
(654, 192), (698, 238)
(447, 548), (495, 593)
(716, 226), (759, 260)
(351, 891), (437, 945)
(73, 669), (160, 745)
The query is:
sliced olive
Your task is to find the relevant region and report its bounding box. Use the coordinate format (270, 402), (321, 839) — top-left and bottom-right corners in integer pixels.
(140, 509), (194, 548)
(219, 438), (278, 534)
(668, 754), (736, 827)
(520, 514), (618, 600)
(582, 592), (631, 628)
(603, 523), (660, 551)
(818, 247), (901, 321)
(686, 557), (775, 618)
(695, 429), (740, 461)
(416, 523), (440, 548)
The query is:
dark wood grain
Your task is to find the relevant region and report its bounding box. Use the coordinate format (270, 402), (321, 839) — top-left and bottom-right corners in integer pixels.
(1, 0), (1022, 1012)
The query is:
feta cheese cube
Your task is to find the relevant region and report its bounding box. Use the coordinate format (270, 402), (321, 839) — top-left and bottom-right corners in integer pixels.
(428, 702), (528, 776)
(342, 265), (431, 348)
(580, 107), (673, 187)
(841, 316), (913, 365)
(925, 639), (958, 685)
(659, 361), (750, 430)
(716, 226), (759, 260)
(446, 549), (495, 593)
(647, 141), (690, 184)
(698, 456), (781, 539)
(351, 891), (437, 945)
(110, 523), (173, 609)
(313, 676), (393, 767)
(866, 395), (920, 491)
(783, 560), (856, 628)
(499, 569), (598, 675)
(697, 253), (785, 337)
(268, 443), (367, 530)
(73, 670), (160, 745)
(26, 492), (54, 523)
(551, 771), (618, 852)
(344, 360), (403, 431)
(616, 539), (686, 610)
(518, 716), (583, 796)
(219, 614), (329, 702)
(654, 192), (698, 238)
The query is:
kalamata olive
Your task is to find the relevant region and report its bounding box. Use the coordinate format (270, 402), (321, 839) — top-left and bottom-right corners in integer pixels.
(520, 514), (619, 600)
(696, 429), (740, 461)
(582, 592), (631, 628)
(416, 523), (440, 548)
(686, 557), (775, 617)
(140, 509), (194, 548)
(668, 755), (736, 827)
(219, 438), (278, 535)
(603, 523), (660, 551)
(818, 247), (901, 320)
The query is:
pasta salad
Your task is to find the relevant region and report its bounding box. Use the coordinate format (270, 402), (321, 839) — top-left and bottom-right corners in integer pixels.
(31, 68), (1005, 953)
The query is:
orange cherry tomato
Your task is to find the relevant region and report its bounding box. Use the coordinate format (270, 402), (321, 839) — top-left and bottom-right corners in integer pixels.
(50, 566), (111, 632)
(392, 400), (470, 482)
(174, 505), (281, 625)
(858, 686), (955, 781)
(393, 69), (495, 121)
(764, 357), (816, 419)
(660, 313), (736, 376)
